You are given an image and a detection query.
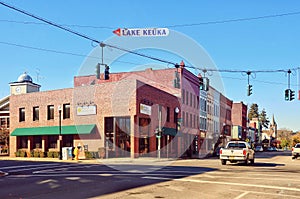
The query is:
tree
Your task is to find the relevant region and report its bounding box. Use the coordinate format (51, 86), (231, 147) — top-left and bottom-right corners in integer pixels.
(248, 103), (259, 120)
(259, 108), (269, 129)
(292, 133), (300, 146)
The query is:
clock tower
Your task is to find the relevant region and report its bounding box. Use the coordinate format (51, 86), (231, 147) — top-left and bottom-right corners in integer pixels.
(9, 72), (41, 95)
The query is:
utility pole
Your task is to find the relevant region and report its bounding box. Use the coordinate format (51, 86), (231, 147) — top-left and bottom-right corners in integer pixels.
(158, 105), (162, 159)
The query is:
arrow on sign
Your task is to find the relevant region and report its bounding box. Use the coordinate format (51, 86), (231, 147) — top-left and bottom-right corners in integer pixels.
(113, 28), (121, 36)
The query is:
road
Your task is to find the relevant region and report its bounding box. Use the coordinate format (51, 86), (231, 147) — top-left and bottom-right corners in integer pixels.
(0, 151), (299, 199)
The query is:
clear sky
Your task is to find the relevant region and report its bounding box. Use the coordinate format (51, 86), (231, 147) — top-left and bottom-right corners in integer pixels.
(0, 0), (299, 131)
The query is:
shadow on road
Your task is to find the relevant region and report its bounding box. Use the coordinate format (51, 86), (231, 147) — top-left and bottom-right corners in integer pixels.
(0, 160), (218, 199)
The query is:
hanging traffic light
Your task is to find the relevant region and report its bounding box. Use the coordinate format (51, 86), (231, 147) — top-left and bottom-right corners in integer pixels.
(247, 84), (252, 96)
(104, 65), (110, 80)
(203, 77), (209, 91)
(95, 63), (100, 79)
(199, 76), (204, 90)
(285, 89), (290, 101)
(290, 90), (295, 101)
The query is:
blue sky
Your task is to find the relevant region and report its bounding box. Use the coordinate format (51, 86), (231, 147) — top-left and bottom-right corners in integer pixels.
(0, 1), (299, 131)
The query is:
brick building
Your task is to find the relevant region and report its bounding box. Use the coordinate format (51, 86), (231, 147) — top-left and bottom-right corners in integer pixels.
(231, 102), (248, 140)
(9, 65), (206, 159)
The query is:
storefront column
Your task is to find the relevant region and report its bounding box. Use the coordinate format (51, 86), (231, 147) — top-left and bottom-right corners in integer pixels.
(131, 115), (137, 158)
(57, 139), (61, 153)
(28, 136), (33, 157)
(42, 136), (47, 152)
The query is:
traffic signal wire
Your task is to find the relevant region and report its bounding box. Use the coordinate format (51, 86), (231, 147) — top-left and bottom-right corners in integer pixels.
(1, 1), (299, 77)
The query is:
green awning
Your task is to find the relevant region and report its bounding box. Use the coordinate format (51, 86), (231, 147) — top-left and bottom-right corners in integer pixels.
(10, 124), (96, 136)
(162, 127), (182, 137)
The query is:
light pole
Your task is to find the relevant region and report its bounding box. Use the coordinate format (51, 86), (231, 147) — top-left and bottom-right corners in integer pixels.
(58, 105), (62, 160)
(175, 107), (180, 157)
(175, 107), (180, 135)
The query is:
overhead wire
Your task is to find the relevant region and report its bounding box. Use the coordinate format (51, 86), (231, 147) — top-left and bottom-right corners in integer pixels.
(0, 1), (299, 76)
(1, 10), (300, 29)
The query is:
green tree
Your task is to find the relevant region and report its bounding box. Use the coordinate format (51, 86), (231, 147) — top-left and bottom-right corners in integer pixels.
(248, 103), (259, 120)
(259, 108), (269, 129)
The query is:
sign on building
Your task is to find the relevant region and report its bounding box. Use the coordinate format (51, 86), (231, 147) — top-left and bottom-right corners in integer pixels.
(140, 103), (151, 115)
(76, 105), (97, 116)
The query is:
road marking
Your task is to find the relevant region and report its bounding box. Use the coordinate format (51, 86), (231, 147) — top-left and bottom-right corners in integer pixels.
(142, 176), (300, 192)
(0, 163), (59, 170)
(231, 189), (300, 199)
(234, 191), (249, 199)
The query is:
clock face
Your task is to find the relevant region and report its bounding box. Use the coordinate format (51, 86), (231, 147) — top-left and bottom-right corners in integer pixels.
(15, 87), (21, 93)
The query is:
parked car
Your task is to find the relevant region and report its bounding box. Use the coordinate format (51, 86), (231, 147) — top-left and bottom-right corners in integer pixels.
(267, 147), (278, 152)
(255, 146), (263, 152)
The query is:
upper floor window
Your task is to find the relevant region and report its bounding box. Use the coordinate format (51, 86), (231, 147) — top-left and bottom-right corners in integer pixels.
(19, 108), (25, 122)
(33, 106), (39, 121)
(166, 107), (170, 122)
(186, 91), (189, 105)
(47, 105), (54, 120)
(63, 103), (71, 119)
(182, 89), (185, 104)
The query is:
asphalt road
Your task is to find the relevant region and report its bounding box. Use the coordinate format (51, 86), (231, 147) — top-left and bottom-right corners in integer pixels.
(0, 151), (299, 199)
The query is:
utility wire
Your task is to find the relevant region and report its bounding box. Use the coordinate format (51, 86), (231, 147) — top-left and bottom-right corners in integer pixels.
(166, 11), (300, 28)
(0, 1), (101, 44)
(0, 1), (299, 75)
(1, 10), (300, 29)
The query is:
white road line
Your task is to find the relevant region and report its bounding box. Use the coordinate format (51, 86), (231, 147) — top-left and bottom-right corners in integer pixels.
(199, 174), (300, 182)
(230, 189), (300, 199)
(234, 191), (249, 199)
(0, 163), (59, 170)
(142, 176), (300, 192)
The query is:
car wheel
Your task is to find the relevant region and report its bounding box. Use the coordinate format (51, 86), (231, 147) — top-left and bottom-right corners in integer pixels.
(221, 160), (226, 165)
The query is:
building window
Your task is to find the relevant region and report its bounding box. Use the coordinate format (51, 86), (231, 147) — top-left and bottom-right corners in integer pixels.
(182, 89), (185, 104)
(33, 106), (39, 121)
(190, 113), (193, 128)
(186, 91), (189, 105)
(190, 93), (193, 107)
(47, 105), (54, 120)
(63, 103), (70, 119)
(166, 107), (170, 122)
(19, 108), (25, 122)
(186, 112), (189, 127)
(182, 111), (185, 126)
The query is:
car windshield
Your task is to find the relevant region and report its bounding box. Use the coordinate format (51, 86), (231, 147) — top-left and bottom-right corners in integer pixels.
(227, 143), (246, 149)
(295, 144), (300, 148)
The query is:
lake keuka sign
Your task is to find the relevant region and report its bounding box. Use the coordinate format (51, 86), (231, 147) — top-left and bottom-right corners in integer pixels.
(113, 28), (169, 37)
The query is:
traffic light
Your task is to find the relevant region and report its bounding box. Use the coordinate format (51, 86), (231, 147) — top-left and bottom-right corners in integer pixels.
(199, 76), (204, 90)
(285, 89), (290, 101)
(290, 90), (295, 101)
(198, 76), (209, 91)
(104, 65), (110, 80)
(95, 63), (100, 79)
(247, 84), (252, 96)
(203, 77), (209, 91)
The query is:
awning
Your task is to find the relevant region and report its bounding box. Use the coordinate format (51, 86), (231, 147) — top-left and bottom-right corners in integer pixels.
(10, 124), (96, 136)
(162, 127), (182, 137)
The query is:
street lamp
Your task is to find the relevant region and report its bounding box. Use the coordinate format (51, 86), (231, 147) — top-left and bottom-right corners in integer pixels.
(58, 105), (62, 160)
(175, 107), (180, 135)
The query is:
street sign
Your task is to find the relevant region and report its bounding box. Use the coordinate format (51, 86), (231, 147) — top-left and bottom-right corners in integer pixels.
(113, 28), (169, 37)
